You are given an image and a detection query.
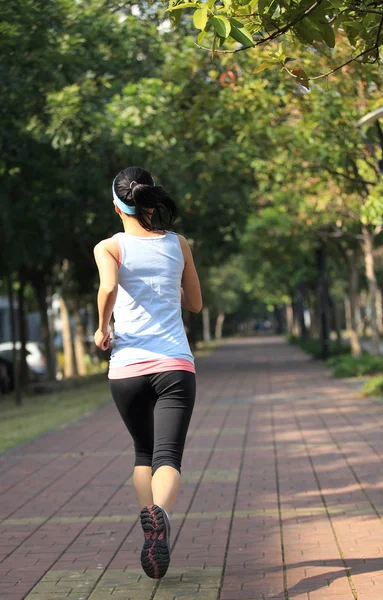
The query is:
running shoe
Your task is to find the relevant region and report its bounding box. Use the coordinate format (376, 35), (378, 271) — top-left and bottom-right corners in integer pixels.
(140, 504), (171, 579)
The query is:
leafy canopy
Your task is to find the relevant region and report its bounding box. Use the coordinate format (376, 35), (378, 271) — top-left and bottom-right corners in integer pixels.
(162, 1), (383, 81)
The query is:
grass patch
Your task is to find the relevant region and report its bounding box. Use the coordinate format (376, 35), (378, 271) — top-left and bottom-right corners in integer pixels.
(288, 334), (383, 379)
(328, 354), (383, 378)
(363, 376), (383, 397)
(287, 335), (350, 359)
(0, 379), (111, 455)
(194, 340), (221, 358)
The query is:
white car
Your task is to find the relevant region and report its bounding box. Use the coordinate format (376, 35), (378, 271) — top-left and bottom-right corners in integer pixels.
(0, 341), (46, 377)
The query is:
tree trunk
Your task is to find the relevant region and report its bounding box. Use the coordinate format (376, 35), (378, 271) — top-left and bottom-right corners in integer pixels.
(355, 294), (362, 335)
(376, 287), (383, 334)
(306, 300), (315, 337)
(333, 299), (343, 349)
(313, 287), (321, 338)
(347, 250), (362, 358)
(46, 285), (57, 374)
(344, 296), (352, 332)
(73, 299), (87, 376)
(18, 269), (29, 388)
(275, 305), (285, 335)
(202, 307), (211, 342)
(359, 290), (367, 335)
(297, 284), (307, 340)
(292, 302), (300, 337)
(34, 279), (56, 380)
(316, 241), (330, 360)
(7, 276), (22, 405)
(59, 295), (76, 378)
(286, 303), (294, 336)
(361, 225), (380, 355)
(215, 310), (225, 340)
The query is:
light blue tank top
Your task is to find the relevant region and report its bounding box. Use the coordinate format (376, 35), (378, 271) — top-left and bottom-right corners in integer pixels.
(110, 231), (194, 368)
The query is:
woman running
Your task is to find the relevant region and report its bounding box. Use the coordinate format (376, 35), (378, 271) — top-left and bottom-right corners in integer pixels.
(93, 166), (202, 579)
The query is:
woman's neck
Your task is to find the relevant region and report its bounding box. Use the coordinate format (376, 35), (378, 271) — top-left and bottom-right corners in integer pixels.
(121, 215), (163, 237)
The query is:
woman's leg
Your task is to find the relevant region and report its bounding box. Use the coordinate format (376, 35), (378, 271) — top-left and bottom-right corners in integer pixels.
(138, 370), (195, 579)
(133, 466), (153, 508)
(150, 370), (196, 513)
(151, 466), (180, 513)
(109, 376), (156, 507)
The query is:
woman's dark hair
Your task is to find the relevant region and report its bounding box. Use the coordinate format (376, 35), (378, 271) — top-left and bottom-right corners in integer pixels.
(114, 166), (178, 232)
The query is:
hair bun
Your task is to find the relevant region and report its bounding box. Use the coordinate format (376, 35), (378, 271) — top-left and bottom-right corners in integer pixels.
(115, 166), (178, 230)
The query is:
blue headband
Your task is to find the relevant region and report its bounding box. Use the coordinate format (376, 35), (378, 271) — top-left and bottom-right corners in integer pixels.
(112, 176), (136, 215)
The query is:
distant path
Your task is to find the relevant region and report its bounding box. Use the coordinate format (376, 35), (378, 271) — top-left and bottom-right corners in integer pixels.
(0, 336), (382, 600)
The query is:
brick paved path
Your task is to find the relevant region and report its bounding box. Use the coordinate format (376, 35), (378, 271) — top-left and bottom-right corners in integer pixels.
(1, 336), (383, 600)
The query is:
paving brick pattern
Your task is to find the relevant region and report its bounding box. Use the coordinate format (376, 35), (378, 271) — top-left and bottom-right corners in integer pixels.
(1, 336), (383, 599)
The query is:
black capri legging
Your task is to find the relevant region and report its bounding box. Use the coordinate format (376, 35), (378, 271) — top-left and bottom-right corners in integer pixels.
(109, 370), (196, 475)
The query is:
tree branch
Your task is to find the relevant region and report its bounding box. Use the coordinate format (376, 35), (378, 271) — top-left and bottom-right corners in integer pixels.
(313, 228), (364, 240)
(195, 0), (325, 54)
(233, 0), (323, 21)
(193, 1), (382, 83)
(320, 166), (375, 186)
(350, 160), (370, 198)
(353, 8), (383, 16)
(284, 46), (377, 83)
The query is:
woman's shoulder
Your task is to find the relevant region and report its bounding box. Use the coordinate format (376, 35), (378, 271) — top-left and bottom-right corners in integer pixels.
(95, 233), (121, 246)
(94, 236), (120, 261)
(176, 233), (187, 245)
(176, 233), (192, 251)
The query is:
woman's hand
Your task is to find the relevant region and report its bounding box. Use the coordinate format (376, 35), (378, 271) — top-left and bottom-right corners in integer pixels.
(94, 328), (111, 351)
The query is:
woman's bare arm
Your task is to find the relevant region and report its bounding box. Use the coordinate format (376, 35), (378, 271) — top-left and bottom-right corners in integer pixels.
(178, 235), (203, 313)
(93, 238), (119, 349)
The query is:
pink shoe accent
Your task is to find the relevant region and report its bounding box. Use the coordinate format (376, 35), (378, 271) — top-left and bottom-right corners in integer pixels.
(140, 504), (170, 579)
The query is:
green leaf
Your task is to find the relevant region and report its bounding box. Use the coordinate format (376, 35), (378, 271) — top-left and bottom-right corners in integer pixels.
(211, 15), (231, 38)
(274, 44), (286, 62)
(167, 2), (199, 11)
(259, 0), (272, 13)
(193, 7), (208, 29)
(318, 22), (336, 48)
(198, 29), (207, 44)
(253, 59), (279, 73)
(169, 10), (183, 26)
(342, 20), (363, 45)
(208, 0), (215, 7)
(229, 23), (254, 48)
(229, 17), (246, 28)
(295, 20), (321, 44)
(212, 32), (218, 56)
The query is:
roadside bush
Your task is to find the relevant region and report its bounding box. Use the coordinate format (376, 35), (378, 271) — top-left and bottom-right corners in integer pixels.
(362, 376), (383, 397)
(327, 354), (383, 378)
(287, 335), (350, 359)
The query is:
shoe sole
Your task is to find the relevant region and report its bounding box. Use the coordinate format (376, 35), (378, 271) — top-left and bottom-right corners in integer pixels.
(140, 504), (170, 579)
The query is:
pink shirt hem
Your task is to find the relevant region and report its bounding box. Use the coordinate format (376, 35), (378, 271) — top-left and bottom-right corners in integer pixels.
(108, 358), (195, 379)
